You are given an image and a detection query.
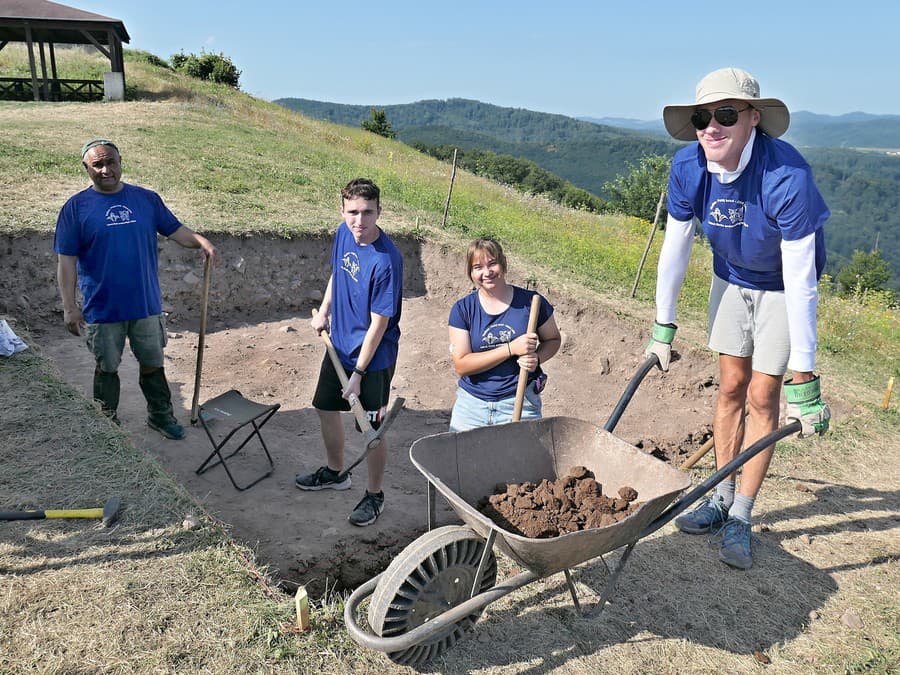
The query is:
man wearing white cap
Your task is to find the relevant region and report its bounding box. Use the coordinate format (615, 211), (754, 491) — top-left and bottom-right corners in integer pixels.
(645, 68), (831, 569)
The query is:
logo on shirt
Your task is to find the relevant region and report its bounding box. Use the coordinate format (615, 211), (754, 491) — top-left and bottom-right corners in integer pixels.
(707, 199), (747, 229)
(105, 205), (136, 226)
(480, 323), (516, 349)
(341, 251), (361, 282)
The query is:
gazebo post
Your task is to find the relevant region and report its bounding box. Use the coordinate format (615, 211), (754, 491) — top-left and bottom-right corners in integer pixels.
(24, 23), (39, 101)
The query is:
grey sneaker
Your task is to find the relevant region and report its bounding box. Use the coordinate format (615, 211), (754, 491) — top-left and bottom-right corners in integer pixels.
(147, 418), (185, 440)
(717, 517), (753, 569)
(674, 496), (728, 534)
(348, 491), (384, 527)
(295, 466), (351, 491)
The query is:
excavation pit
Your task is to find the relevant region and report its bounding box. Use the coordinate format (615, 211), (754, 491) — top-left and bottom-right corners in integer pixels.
(2, 232), (717, 593)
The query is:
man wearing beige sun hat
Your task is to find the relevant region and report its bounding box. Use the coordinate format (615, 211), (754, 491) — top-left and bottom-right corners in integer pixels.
(644, 67), (831, 570)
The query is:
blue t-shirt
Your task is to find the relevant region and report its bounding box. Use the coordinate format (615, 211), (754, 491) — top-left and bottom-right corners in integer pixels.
(448, 286), (553, 401)
(329, 222), (403, 371)
(667, 132), (828, 291)
(54, 183), (182, 323)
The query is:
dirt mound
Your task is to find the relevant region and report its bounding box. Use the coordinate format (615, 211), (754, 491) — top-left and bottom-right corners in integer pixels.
(478, 465), (640, 538)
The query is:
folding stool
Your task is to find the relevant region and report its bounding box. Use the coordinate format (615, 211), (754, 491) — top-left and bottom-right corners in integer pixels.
(195, 389), (280, 491)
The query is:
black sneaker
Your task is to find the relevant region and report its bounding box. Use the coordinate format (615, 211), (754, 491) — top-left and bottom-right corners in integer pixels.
(348, 491), (384, 526)
(295, 466), (351, 491)
(147, 418), (185, 440)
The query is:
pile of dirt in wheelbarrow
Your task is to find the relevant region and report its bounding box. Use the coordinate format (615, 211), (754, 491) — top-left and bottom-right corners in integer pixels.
(478, 466), (640, 538)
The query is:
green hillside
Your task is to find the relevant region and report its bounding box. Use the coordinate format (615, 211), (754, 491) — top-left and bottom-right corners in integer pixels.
(275, 97), (900, 290)
(274, 97), (677, 195)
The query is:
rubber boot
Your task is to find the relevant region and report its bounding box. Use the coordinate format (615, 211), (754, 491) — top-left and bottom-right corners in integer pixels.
(139, 367), (185, 439)
(93, 367), (120, 424)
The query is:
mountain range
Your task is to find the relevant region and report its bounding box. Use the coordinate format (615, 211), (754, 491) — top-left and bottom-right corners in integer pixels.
(584, 111), (900, 149)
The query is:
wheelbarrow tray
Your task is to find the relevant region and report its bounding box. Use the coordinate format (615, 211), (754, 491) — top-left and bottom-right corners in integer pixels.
(410, 415), (691, 577)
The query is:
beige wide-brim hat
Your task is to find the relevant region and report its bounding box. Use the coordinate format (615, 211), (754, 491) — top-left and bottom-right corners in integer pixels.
(663, 67), (790, 141)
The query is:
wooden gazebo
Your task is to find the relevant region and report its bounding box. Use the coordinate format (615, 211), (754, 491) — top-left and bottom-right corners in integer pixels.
(0, 0), (130, 102)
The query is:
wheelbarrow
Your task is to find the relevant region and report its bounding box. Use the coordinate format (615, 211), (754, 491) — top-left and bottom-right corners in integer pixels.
(343, 355), (801, 667)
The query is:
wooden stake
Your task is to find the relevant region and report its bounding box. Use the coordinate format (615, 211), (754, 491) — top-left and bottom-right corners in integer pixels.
(630, 190), (666, 298)
(883, 376), (895, 411)
(441, 147), (458, 229)
(295, 586), (310, 631)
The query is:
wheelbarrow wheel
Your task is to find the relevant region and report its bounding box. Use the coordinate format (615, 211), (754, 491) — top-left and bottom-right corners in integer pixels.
(367, 525), (497, 667)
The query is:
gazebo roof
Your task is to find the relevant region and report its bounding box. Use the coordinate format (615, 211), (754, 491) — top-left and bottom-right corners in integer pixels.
(0, 0), (130, 44)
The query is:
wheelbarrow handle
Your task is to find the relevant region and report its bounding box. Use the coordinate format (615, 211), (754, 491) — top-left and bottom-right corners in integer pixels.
(640, 420), (802, 538)
(603, 354), (659, 432)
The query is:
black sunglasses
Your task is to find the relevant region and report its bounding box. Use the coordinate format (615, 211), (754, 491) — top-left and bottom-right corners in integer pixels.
(690, 105), (752, 130)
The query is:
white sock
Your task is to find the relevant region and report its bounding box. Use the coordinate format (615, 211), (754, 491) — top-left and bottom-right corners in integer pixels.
(728, 493), (755, 524)
(715, 480), (736, 509)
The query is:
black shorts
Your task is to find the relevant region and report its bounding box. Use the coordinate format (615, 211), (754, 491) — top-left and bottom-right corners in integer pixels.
(312, 353), (395, 429)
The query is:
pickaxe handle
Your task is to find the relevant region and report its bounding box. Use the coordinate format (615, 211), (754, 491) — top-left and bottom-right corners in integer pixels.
(312, 310), (379, 446)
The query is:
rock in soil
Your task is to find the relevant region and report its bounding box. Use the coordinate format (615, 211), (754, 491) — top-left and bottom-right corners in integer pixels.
(477, 465), (641, 538)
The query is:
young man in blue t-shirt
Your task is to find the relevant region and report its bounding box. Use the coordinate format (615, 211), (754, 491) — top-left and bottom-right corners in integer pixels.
(295, 178), (403, 527)
(54, 139), (216, 440)
(645, 69), (831, 569)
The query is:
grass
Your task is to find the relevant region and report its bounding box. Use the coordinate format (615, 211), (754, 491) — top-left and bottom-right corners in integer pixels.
(1, 46), (898, 673)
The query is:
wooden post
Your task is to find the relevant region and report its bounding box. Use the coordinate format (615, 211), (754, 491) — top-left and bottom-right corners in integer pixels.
(440, 148), (458, 229)
(25, 25), (39, 102)
(630, 190), (666, 298)
(883, 377), (895, 410)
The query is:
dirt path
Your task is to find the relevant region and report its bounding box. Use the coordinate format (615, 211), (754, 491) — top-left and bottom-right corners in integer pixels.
(10, 233), (717, 593)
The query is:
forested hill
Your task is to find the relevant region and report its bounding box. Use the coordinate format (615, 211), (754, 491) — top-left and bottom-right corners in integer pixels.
(274, 97), (677, 194)
(275, 97), (900, 289)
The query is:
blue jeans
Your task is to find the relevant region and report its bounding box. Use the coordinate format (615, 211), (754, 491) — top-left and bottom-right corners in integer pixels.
(449, 385), (542, 432)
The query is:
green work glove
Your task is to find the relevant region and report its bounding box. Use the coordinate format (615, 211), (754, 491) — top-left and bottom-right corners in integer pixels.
(784, 376), (831, 438)
(645, 322), (676, 372)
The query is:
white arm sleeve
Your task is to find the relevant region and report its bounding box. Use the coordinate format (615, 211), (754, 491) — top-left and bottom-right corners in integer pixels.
(655, 214), (695, 325)
(781, 232), (819, 372)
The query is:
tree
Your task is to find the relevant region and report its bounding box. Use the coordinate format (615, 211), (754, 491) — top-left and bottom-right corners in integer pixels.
(602, 154), (671, 222)
(361, 109), (395, 138)
(836, 249), (892, 294)
(170, 51), (241, 88)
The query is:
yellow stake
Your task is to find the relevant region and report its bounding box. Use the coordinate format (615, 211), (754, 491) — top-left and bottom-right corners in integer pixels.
(295, 586), (310, 631)
(882, 377), (895, 411)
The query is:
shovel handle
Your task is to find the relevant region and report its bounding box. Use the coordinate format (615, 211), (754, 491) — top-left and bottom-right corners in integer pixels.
(312, 310), (375, 434)
(190, 255), (213, 424)
(680, 435), (715, 470)
(512, 294), (542, 422)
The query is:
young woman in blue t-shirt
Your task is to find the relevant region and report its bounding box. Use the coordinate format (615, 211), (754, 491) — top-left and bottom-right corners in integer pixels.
(447, 238), (561, 431)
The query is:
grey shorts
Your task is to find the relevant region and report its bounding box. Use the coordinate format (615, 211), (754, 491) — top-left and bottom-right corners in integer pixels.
(707, 275), (790, 376)
(85, 314), (168, 372)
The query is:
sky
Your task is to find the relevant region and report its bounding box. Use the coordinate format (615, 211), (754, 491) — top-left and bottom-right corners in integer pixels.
(67, 0), (899, 120)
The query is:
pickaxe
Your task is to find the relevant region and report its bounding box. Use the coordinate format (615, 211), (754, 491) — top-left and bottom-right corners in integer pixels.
(0, 496), (121, 527)
(312, 310), (404, 479)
